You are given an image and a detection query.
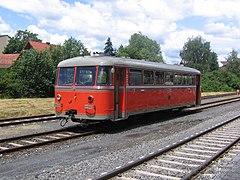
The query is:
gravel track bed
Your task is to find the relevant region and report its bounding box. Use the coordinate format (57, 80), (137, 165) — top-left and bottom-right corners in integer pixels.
(0, 102), (239, 179)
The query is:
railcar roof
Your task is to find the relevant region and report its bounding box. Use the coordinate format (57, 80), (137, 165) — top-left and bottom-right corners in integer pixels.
(58, 56), (200, 74)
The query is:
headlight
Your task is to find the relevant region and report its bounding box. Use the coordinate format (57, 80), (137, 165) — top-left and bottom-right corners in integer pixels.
(88, 95), (94, 103)
(57, 94), (61, 101)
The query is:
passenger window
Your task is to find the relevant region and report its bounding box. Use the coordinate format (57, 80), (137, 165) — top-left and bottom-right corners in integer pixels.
(174, 74), (182, 85)
(155, 71), (164, 85)
(129, 69), (142, 86)
(182, 75), (188, 85)
(58, 67), (74, 86)
(76, 67), (96, 86)
(144, 70), (154, 85)
(165, 72), (174, 85)
(189, 75), (196, 85)
(97, 66), (112, 85)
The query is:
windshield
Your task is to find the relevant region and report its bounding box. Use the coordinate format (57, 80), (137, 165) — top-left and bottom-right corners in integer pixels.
(76, 67), (96, 86)
(58, 67), (74, 86)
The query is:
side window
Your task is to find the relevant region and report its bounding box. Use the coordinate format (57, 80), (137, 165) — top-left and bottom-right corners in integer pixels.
(97, 66), (112, 85)
(58, 67), (74, 86)
(165, 72), (174, 85)
(174, 74), (182, 85)
(182, 74), (189, 85)
(155, 71), (164, 85)
(189, 75), (196, 85)
(144, 70), (154, 85)
(129, 69), (142, 86)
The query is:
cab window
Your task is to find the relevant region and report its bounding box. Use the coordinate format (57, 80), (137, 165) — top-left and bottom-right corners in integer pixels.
(76, 67), (96, 86)
(97, 66), (112, 85)
(58, 67), (74, 86)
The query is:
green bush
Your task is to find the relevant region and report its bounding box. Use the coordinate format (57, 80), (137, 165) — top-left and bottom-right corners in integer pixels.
(202, 70), (240, 92)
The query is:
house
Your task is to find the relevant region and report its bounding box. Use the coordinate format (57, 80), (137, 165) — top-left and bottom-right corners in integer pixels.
(0, 40), (52, 68)
(220, 61), (229, 70)
(23, 41), (50, 51)
(0, 35), (10, 54)
(0, 54), (20, 68)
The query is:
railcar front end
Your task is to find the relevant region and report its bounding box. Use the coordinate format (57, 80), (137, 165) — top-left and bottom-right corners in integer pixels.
(55, 65), (117, 122)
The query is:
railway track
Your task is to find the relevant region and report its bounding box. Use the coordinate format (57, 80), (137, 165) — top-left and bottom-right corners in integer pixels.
(1, 95), (239, 128)
(188, 95), (240, 111)
(0, 126), (97, 155)
(0, 114), (58, 127)
(94, 115), (240, 180)
(0, 96), (239, 155)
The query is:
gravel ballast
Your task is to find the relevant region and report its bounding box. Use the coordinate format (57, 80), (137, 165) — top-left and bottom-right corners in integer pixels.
(0, 101), (239, 179)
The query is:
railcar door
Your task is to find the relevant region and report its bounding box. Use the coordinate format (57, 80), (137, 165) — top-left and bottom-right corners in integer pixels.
(196, 74), (201, 105)
(114, 68), (126, 120)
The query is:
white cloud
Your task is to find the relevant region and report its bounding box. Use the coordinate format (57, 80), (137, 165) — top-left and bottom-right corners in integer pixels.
(193, 0), (240, 21)
(204, 23), (240, 38)
(0, 17), (13, 35)
(1, 0), (240, 64)
(27, 25), (68, 44)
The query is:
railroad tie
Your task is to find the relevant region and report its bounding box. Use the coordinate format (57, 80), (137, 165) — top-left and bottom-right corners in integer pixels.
(8, 142), (23, 147)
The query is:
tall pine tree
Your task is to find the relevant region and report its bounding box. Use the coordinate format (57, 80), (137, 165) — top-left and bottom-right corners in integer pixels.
(104, 37), (114, 56)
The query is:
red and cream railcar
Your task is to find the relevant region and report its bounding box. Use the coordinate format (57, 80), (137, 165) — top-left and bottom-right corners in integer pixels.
(55, 56), (201, 122)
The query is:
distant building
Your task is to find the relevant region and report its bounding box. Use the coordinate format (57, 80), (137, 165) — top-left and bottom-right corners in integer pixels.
(0, 54), (20, 68)
(220, 61), (229, 70)
(23, 41), (50, 51)
(0, 35), (10, 54)
(0, 40), (53, 68)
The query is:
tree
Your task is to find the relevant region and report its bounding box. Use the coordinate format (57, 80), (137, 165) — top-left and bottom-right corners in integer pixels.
(104, 37), (114, 56)
(3, 30), (41, 54)
(202, 70), (240, 92)
(5, 49), (55, 98)
(226, 49), (238, 62)
(63, 37), (89, 59)
(116, 44), (128, 57)
(226, 49), (240, 78)
(180, 36), (219, 73)
(116, 32), (164, 63)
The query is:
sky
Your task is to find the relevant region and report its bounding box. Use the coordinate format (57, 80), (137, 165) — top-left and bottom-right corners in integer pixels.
(0, 0), (240, 64)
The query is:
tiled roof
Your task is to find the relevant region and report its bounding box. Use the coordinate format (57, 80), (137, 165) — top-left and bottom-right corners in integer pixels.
(23, 41), (50, 51)
(0, 54), (20, 68)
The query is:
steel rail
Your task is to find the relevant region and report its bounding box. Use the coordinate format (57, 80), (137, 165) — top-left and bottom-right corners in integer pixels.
(0, 115), (58, 127)
(0, 126), (97, 154)
(187, 97), (240, 111)
(183, 136), (240, 179)
(94, 115), (240, 180)
(0, 114), (55, 122)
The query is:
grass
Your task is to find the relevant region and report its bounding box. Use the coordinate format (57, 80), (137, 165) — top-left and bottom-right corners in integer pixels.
(201, 91), (235, 96)
(0, 92), (235, 119)
(0, 98), (55, 120)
